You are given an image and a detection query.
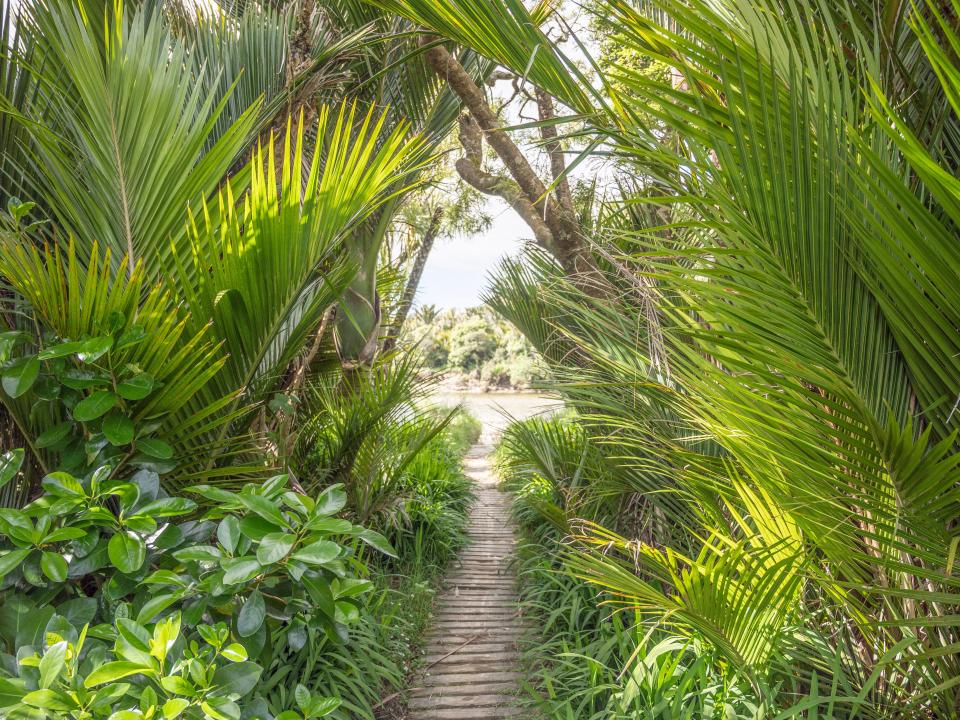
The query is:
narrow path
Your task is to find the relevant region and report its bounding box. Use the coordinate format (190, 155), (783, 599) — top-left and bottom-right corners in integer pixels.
(407, 442), (523, 719)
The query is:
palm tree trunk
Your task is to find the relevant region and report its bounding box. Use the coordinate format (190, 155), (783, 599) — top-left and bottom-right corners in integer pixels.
(382, 206), (443, 353)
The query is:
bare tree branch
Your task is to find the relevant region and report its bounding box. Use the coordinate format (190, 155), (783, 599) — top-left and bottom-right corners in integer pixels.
(453, 115), (554, 249)
(536, 88), (574, 213)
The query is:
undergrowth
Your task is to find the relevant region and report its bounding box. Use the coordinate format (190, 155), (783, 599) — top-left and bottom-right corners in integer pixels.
(267, 414), (476, 719)
(437, 409), (482, 456)
(499, 416), (761, 720)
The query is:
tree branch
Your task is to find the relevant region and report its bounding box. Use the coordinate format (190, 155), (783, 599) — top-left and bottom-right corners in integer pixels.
(536, 88), (574, 213)
(423, 42), (591, 277)
(453, 115), (554, 249)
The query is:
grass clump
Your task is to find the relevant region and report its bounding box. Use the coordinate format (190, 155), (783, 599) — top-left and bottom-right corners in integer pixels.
(498, 415), (758, 720)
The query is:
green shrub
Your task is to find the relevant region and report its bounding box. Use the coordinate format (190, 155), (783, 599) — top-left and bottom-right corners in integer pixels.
(2, 612), (338, 720)
(435, 409), (481, 456)
(266, 372), (476, 718)
(0, 455), (388, 718)
(386, 434), (473, 572)
(402, 307), (546, 388)
(512, 537), (758, 720)
(0, 350), (397, 719)
(500, 416), (759, 719)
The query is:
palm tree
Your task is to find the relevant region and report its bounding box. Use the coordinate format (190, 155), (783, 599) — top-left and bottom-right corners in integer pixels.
(371, 0), (960, 714)
(0, 0), (429, 487)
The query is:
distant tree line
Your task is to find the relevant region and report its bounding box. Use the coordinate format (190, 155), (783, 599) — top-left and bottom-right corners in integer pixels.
(403, 306), (546, 389)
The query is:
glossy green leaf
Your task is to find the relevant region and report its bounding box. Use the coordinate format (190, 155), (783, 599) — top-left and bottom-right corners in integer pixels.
(291, 540), (340, 565)
(42, 527), (86, 543)
(0, 449), (24, 489)
(41, 472), (84, 497)
(255, 532), (295, 565)
(210, 662), (261, 698)
(237, 494), (289, 529)
(40, 552), (68, 583)
(3, 357), (40, 398)
(160, 675), (196, 696)
(76, 336), (113, 363)
(162, 698), (190, 719)
(313, 484), (347, 517)
(221, 643), (248, 662)
(137, 437), (173, 460)
(293, 685), (311, 714)
(237, 590), (265, 637)
(357, 529), (397, 558)
(37, 341), (85, 360)
(0, 548), (31, 579)
(217, 515), (240, 554)
(308, 697), (341, 718)
(116, 373), (154, 400)
(38, 641), (67, 689)
(90, 682), (130, 709)
(201, 697), (241, 720)
(36, 422), (73, 449)
(136, 592), (183, 624)
(73, 391), (118, 422)
(239, 515), (277, 541)
(60, 369), (109, 390)
(221, 558), (262, 586)
(108, 531), (146, 573)
(102, 413), (135, 445)
(21, 688), (75, 712)
(303, 517), (352, 534)
(0, 677), (26, 707)
(136, 497), (196, 518)
(173, 545), (221, 562)
(84, 661), (151, 687)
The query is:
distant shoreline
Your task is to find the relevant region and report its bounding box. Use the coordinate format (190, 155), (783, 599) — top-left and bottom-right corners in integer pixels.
(433, 372), (540, 394)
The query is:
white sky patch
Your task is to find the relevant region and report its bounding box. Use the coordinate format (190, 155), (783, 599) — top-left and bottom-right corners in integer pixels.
(417, 199), (530, 310)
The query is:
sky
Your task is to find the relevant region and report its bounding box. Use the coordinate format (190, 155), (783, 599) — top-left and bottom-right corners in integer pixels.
(415, 198), (531, 310)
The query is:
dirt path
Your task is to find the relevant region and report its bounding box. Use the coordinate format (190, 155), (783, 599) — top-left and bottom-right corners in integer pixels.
(406, 442), (523, 719)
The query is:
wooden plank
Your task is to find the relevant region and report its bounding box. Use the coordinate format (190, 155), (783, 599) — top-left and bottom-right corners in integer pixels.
(407, 444), (525, 720)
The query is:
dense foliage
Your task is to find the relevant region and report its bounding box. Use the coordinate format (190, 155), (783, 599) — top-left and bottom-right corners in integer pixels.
(0, 2), (479, 719)
(404, 307), (546, 389)
(4, 0), (960, 718)
(429, 0), (960, 713)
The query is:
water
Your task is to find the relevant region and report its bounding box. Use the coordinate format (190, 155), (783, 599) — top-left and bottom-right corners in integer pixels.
(430, 391), (564, 442)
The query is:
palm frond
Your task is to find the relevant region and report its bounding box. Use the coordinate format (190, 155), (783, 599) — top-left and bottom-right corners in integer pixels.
(178, 103), (430, 426)
(13, 0), (257, 280)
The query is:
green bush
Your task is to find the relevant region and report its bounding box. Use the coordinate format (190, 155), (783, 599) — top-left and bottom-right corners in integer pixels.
(434, 409), (481, 456)
(402, 307), (546, 388)
(499, 416), (759, 719)
(0, 328), (397, 718)
(273, 424), (474, 719)
(3, 611), (339, 720)
(267, 365), (477, 718)
(387, 433), (473, 572)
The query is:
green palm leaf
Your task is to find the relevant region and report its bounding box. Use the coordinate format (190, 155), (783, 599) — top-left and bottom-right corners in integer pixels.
(13, 0), (257, 280)
(177, 103), (430, 419)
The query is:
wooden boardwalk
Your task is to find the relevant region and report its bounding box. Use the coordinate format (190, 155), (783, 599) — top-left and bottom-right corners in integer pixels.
(408, 443), (523, 719)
